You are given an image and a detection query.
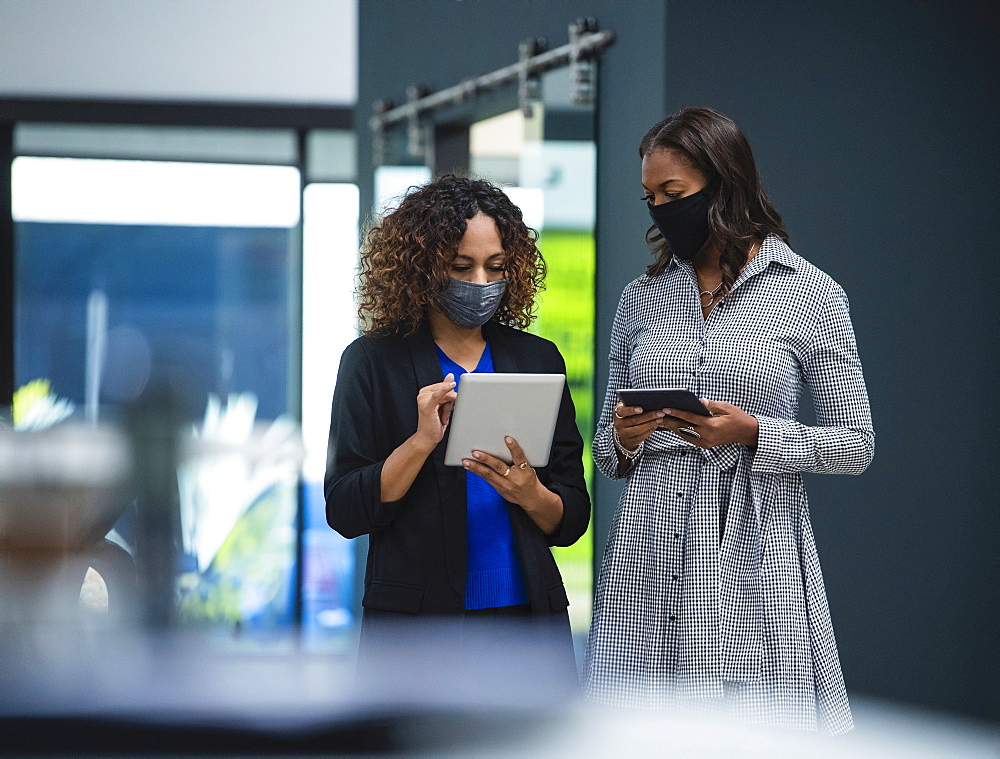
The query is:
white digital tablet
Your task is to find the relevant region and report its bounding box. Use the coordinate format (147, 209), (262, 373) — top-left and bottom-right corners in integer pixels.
(443, 373), (565, 467)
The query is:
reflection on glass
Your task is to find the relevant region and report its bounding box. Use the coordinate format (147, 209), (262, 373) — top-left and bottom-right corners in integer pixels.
(468, 73), (597, 637)
(374, 164), (432, 216)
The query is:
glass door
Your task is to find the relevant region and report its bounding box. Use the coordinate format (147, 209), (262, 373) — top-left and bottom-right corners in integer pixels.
(368, 68), (599, 642)
(466, 69), (597, 638)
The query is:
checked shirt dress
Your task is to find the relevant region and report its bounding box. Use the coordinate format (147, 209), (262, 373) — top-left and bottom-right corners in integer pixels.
(584, 235), (874, 735)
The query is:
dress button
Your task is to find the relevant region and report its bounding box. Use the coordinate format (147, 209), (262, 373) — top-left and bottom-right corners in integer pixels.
(675, 492), (684, 498)
(668, 615), (677, 622)
(672, 574), (679, 581)
(673, 532), (680, 539)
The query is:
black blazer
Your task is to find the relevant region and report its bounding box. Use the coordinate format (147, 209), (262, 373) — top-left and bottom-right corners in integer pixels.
(325, 320), (590, 616)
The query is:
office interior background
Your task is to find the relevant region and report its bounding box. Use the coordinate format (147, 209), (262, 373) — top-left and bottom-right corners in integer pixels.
(1, 0), (997, 752)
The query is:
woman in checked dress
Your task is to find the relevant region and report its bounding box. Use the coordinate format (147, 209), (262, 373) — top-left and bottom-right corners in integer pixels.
(584, 107), (874, 734)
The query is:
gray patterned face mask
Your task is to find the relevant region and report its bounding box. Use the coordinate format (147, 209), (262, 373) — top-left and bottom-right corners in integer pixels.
(434, 278), (507, 329)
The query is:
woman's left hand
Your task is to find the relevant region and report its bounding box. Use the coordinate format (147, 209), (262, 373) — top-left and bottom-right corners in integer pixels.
(660, 398), (760, 449)
(463, 436), (544, 505)
(463, 436), (564, 534)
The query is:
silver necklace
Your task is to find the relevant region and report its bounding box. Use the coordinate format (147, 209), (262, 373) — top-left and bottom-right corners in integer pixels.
(696, 242), (759, 308)
(699, 282), (724, 308)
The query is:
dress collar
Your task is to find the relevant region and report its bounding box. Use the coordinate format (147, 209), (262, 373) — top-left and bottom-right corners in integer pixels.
(664, 233), (800, 277)
(743, 234), (800, 274)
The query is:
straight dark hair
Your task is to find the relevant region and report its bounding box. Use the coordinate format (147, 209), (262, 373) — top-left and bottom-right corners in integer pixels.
(639, 107), (788, 292)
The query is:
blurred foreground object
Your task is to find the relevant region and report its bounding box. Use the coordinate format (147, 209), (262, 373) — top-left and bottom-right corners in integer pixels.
(11, 378), (76, 431)
(2, 404), (991, 755)
(0, 419), (132, 627)
(0, 626), (995, 757)
(175, 392), (304, 630)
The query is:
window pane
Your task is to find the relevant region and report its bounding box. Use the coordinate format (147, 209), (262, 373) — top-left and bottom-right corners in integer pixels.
(301, 182), (359, 649)
(13, 156), (302, 639)
(305, 130), (356, 183)
(15, 123), (298, 165)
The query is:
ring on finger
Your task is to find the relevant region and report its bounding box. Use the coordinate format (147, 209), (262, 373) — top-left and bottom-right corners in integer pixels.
(519, 462), (528, 470)
(677, 427), (701, 439)
(613, 408), (625, 419)
(502, 466), (511, 477)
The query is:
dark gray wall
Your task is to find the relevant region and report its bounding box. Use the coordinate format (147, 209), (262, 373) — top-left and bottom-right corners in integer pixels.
(357, 0), (998, 723)
(658, 0), (998, 723)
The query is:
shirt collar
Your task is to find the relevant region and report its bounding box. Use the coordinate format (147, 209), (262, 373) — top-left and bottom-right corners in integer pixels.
(664, 233), (799, 274)
(739, 234), (799, 280)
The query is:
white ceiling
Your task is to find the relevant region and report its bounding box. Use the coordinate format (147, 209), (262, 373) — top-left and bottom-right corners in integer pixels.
(0, 0), (357, 104)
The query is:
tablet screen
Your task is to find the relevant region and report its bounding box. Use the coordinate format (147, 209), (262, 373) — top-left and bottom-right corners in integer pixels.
(443, 373), (565, 467)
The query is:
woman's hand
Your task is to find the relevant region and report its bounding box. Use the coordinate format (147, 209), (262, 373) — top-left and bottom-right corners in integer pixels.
(411, 373), (458, 454)
(462, 436), (563, 534)
(613, 402), (667, 453)
(381, 374), (458, 503)
(659, 398), (759, 449)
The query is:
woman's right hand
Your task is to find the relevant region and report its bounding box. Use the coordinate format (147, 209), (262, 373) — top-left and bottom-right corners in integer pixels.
(613, 402), (666, 453)
(412, 373), (458, 453)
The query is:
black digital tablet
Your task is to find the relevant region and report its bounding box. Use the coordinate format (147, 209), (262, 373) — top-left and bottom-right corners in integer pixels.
(616, 388), (712, 416)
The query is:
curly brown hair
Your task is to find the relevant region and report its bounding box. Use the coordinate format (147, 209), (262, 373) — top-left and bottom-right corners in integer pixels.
(357, 174), (546, 336)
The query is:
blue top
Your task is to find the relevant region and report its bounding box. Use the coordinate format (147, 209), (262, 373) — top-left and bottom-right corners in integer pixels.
(436, 342), (529, 610)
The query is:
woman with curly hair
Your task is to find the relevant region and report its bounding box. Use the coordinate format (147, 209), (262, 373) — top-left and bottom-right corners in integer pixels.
(325, 174), (589, 682)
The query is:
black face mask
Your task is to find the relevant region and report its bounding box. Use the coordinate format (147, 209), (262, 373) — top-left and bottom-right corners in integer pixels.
(647, 187), (712, 261)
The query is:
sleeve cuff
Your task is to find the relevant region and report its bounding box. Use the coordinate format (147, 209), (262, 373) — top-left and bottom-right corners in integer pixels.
(544, 484), (588, 547)
(592, 426), (628, 479)
(750, 415), (785, 473)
